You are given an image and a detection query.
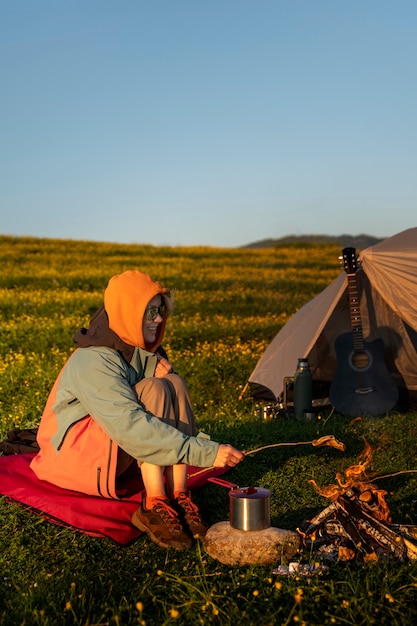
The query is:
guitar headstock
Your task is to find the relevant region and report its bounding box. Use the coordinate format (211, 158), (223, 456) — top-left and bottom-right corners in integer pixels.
(340, 247), (358, 275)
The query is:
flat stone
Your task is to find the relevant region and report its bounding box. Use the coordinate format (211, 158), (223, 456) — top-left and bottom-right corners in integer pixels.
(203, 521), (300, 566)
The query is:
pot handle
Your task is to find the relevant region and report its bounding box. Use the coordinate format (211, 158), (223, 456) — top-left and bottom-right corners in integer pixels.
(207, 477), (239, 490)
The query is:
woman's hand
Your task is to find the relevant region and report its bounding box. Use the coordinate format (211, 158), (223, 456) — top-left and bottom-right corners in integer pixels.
(213, 444), (245, 468)
(154, 355), (173, 378)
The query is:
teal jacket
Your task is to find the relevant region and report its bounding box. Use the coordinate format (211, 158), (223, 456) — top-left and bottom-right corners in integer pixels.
(50, 345), (219, 468)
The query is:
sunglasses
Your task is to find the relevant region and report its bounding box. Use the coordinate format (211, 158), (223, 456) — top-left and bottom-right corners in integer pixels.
(145, 303), (167, 321)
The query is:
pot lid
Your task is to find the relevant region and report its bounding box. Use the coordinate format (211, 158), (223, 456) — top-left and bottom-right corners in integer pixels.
(230, 486), (271, 499)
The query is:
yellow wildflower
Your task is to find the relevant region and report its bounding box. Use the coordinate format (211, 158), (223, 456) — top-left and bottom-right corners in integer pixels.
(294, 588), (303, 603)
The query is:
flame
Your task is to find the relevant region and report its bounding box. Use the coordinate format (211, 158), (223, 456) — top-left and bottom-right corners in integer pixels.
(309, 438), (392, 523)
(338, 546), (356, 562)
(308, 480), (341, 500)
(335, 438), (373, 488)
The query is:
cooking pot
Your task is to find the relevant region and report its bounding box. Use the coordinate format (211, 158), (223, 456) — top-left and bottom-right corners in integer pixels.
(208, 477), (271, 531)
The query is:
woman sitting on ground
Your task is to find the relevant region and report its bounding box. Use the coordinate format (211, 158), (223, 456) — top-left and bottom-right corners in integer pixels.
(30, 270), (244, 550)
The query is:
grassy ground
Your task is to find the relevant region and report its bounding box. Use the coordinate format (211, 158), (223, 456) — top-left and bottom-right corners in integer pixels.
(1, 235), (417, 625)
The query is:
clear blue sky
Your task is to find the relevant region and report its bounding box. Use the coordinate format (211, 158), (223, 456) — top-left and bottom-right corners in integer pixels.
(2, 1), (417, 247)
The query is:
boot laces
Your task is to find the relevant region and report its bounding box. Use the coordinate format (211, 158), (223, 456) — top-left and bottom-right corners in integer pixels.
(177, 492), (201, 521)
(153, 500), (184, 533)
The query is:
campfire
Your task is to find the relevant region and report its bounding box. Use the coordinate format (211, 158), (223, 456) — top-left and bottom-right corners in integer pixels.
(298, 439), (417, 563)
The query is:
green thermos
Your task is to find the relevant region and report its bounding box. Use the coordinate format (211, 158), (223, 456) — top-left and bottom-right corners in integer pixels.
(294, 358), (312, 419)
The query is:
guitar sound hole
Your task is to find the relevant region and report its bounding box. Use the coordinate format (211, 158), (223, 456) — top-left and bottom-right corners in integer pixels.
(350, 351), (371, 371)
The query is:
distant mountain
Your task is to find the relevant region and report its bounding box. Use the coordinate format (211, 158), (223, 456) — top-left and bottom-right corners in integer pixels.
(242, 234), (383, 250)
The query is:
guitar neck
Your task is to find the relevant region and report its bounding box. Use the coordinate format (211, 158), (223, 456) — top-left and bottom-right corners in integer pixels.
(346, 273), (365, 352)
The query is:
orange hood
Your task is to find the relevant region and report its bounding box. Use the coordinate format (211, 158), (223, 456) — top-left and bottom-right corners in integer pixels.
(104, 270), (171, 351)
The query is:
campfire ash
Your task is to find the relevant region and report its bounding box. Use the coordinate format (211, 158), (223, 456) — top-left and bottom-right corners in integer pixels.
(298, 440), (417, 563)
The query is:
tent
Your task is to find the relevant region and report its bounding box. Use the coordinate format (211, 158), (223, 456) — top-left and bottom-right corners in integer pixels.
(246, 227), (417, 411)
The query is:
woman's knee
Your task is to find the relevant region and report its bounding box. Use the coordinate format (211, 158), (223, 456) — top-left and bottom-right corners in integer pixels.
(164, 373), (189, 395)
(135, 376), (167, 398)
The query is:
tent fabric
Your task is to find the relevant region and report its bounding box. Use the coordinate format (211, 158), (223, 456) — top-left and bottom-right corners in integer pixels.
(360, 228), (417, 331)
(248, 228), (417, 406)
(0, 453), (229, 545)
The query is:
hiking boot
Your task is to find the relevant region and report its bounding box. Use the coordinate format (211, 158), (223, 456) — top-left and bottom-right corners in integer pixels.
(132, 499), (193, 550)
(173, 491), (208, 538)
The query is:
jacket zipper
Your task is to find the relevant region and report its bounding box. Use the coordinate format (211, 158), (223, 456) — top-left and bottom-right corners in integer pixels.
(96, 467), (103, 497)
(96, 440), (118, 499)
(56, 417), (86, 451)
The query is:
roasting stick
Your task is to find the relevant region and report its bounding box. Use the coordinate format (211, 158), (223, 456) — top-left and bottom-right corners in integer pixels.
(370, 469), (417, 482)
(244, 436), (345, 456)
(187, 435), (345, 480)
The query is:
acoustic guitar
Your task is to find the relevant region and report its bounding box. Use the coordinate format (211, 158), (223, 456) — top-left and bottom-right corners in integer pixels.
(329, 247), (398, 416)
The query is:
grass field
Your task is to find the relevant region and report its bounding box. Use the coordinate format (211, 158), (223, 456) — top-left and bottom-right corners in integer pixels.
(1, 235), (417, 625)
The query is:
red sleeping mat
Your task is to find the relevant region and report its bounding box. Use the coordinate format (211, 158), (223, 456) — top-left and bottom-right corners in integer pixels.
(0, 453), (228, 545)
